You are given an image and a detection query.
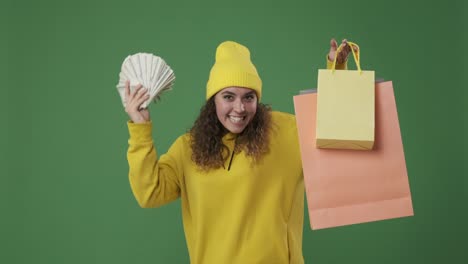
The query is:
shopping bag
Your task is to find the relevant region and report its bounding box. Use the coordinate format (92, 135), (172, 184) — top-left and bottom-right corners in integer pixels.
(293, 81), (414, 230)
(316, 42), (375, 150)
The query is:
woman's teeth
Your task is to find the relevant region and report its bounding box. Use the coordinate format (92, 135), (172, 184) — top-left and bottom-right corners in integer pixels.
(229, 116), (245, 123)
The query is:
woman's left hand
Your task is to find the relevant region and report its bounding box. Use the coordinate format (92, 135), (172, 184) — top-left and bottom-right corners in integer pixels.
(327, 38), (358, 64)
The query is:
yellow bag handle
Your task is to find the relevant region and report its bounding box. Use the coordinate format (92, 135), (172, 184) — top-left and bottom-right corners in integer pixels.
(331, 41), (361, 74)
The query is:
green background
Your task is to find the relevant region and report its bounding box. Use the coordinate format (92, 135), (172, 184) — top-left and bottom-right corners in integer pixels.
(2, 0), (466, 263)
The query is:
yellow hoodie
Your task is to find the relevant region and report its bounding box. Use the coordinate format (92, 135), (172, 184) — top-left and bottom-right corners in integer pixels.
(127, 59), (346, 264)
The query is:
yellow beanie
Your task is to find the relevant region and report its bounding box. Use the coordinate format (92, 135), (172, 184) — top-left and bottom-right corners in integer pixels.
(206, 41), (262, 100)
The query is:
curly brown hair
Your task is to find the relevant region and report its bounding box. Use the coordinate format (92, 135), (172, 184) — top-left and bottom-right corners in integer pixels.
(189, 97), (272, 170)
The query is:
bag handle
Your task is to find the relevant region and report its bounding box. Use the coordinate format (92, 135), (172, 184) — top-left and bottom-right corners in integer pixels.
(331, 41), (361, 74)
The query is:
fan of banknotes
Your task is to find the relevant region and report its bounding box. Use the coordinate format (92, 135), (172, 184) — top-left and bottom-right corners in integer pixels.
(116, 53), (175, 108)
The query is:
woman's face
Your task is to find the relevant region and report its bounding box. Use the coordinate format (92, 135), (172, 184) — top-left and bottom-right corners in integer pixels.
(214, 87), (258, 134)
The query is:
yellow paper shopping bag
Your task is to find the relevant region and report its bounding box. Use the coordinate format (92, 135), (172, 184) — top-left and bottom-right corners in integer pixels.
(316, 42), (375, 150)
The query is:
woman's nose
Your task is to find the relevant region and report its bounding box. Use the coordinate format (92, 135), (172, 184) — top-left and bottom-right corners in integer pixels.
(234, 100), (245, 112)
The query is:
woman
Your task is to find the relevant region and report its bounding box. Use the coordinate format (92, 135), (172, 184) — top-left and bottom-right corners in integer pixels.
(124, 39), (353, 264)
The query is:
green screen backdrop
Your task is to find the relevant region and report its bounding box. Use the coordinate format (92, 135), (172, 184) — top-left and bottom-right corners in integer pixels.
(2, 0), (466, 263)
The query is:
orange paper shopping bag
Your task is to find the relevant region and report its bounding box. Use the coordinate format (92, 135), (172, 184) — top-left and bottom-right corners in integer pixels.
(293, 81), (414, 230)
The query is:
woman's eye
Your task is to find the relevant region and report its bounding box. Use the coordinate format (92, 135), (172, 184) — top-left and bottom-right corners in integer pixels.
(223, 95), (233, 100)
(244, 95), (255, 101)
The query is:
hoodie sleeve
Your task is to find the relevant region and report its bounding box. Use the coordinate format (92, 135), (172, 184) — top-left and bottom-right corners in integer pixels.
(126, 121), (183, 208)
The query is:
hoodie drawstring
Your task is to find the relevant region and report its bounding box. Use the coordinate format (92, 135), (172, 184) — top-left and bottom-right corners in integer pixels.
(227, 149), (235, 171)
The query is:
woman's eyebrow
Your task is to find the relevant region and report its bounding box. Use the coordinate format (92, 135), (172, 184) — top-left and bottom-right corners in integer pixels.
(220, 91), (255, 96)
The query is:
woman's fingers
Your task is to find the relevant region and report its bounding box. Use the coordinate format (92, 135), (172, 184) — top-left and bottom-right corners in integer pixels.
(128, 87), (149, 111)
(136, 93), (150, 110)
(127, 84), (144, 104)
(337, 39), (351, 64)
(330, 38), (358, 64)
(125, 80), (131, 98)
(136, 87), (148, 100)
(135, 88), (149, 105)
(339, 51), (345, 64)
(330, 38), (338, 51)
(328, 38), (338, 61)
(130, 84), (143, 99)
(123, 81), (151, 123)
(131, 87), (149, 111)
